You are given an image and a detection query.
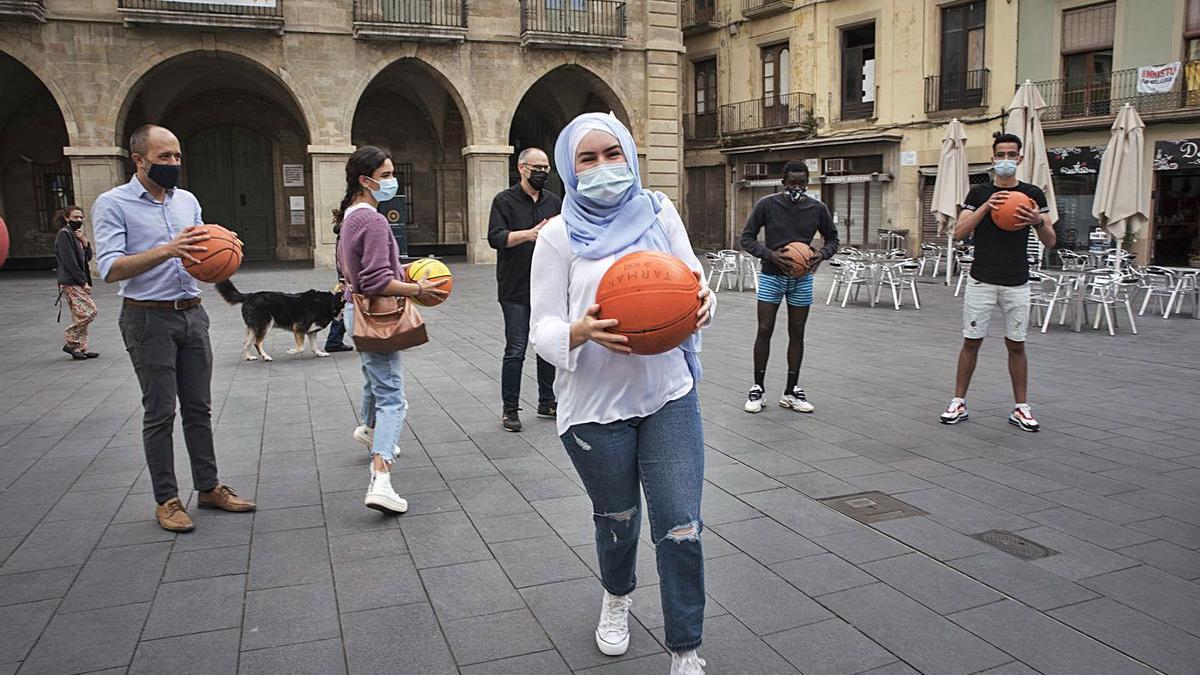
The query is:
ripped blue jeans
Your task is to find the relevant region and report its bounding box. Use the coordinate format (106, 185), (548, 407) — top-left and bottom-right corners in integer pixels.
(560, 387), (705, 652)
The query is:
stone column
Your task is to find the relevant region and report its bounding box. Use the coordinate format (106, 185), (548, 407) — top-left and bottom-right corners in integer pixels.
(65, 146), (129, 273)
(308, 144), (355, 269)
(462, 144), (513, 263)
(645, 0), (684, 201)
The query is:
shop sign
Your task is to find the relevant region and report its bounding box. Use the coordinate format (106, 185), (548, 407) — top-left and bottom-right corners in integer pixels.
(1153, 139), (1200, 171)
(1048, 146), (1105, 175)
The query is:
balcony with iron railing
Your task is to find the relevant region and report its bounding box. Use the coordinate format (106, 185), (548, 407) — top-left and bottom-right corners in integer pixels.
(519, 0), (626, 51)
(681, 0), (720, 35)
(1032, 61), (1200, 125)
(117, 0), (283, 33)
(924, 69), (990, 114)
(0, 0), (45, 22)
(721, 91), (815, 135)
(741, 0), (795, 20)
(353, 0), (467, 42)
(683, 112), (720, 143)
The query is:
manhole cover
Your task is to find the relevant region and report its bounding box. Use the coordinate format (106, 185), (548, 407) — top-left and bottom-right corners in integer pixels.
(820, 491), (927, 524)
(972, 530), (1056, 560)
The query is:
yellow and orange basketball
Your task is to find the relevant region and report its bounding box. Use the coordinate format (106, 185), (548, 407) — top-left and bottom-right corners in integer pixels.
(407, 258), (453, 307)
(595, 251), (701, 356)
(183, 224), (243, 283)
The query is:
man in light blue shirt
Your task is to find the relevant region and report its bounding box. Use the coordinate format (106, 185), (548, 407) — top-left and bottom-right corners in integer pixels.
(93, 124), (255, 532)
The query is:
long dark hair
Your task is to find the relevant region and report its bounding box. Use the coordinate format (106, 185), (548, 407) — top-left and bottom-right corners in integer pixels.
(53, 205), (84, 230)
(332, 146), (391, 226)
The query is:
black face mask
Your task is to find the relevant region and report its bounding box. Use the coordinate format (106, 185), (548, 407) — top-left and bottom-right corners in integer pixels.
(784, 187), (807, 203)
(527, 170), (549, 191)
(146, 162), (181, 190)
(67, 219), (84, 231)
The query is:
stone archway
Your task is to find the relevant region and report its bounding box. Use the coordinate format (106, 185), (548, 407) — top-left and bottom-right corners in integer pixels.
(352, 58), (470, 256)
(116, 52), (313, 261)
(0, 51), (73, 267)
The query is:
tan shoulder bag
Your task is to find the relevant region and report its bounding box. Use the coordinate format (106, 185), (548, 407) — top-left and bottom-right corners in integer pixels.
(349, 291), (428, 353)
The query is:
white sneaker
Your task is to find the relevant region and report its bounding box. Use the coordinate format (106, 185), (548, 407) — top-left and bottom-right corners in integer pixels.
(940, 397), (969, 425)
(354, 425), (401, 457)
(780, 386), (814, 413)
(364, 472), (408, 514)
(1009, 403), (1040, 432)
(743, 385), (764, 413)
(595, 590), (632, 656)
(671, 650), (706, 675)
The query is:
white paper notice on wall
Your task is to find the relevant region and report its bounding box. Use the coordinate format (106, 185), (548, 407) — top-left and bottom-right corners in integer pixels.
(289, 196), (305, 211)
(862, 60), (876, 103)
(282, 164), (304, 187)
(1137, 62), (1181, 94)
(805, 158), (820, 174)
(290, 211), (306, 226)
(900, 151), (917, 166)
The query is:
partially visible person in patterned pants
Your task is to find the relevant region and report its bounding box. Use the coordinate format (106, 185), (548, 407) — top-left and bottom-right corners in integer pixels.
(54, 206), (99, 360)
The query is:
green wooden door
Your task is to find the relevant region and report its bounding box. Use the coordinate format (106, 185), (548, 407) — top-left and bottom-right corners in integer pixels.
(184, 125), (275, 261)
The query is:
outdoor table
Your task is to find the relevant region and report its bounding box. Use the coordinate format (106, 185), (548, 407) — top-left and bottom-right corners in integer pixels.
(1048, 269), (1110, 333)
(1157, 266), (1200, 319)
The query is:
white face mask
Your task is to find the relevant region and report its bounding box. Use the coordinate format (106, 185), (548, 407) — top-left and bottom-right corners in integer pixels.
(575, 163), (635, 205)
(993, 159), (1019, 178)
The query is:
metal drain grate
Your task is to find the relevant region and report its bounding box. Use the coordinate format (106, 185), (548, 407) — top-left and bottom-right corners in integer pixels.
(820, 491), (927, 524)
(972, 530), (1056, 560)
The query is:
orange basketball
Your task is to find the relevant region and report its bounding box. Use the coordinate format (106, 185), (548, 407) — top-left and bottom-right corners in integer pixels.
(0, 216), (9, 269)
(183, 224), (243, 283)
(596, 251), (701, 356)
(991, 192), (1037, 231)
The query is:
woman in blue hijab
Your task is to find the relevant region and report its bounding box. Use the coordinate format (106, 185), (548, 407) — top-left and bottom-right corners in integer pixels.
(530, 113), (712, 675)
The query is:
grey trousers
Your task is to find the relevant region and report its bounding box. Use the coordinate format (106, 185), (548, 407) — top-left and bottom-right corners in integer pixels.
(119, 303), (219, 504)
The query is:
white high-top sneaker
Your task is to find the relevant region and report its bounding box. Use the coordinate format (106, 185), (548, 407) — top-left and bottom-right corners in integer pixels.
(670, 650), (706, 675)
(594, 590), (632, 656)
(364, 471), (408, 514)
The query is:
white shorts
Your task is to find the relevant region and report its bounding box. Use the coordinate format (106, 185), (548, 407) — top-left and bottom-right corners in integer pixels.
(962, 279), (1031, 342)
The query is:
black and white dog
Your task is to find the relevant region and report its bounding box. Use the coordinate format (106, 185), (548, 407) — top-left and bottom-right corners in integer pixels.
(215, 280), (344, 361)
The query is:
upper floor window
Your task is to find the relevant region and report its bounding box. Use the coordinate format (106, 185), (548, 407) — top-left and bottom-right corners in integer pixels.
(694, 58), (717, 114)
(841, 23), (875, 120)
(939, 0), (987, 109)
(1186, 0), (1200, 59)
(1061, 2), (1115, 118)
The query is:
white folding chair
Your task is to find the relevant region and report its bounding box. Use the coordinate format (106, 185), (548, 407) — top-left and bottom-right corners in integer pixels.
(705, 251), (738, 293)
(1082, 273), (1139, 336)
(954, 256), (974, 296)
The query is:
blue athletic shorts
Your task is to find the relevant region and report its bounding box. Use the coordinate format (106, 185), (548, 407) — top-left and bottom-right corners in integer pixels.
(757, 273), (814, 307)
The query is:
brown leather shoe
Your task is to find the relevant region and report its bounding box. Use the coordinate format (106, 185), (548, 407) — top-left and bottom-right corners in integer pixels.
(197, 485), (256, 512)
(156, 497), (195, 532)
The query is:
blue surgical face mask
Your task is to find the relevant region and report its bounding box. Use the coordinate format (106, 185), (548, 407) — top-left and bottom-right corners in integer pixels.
(575, 163), (635, 205)
(366, 176), (398, 202)
(993, 159), (1019, 178)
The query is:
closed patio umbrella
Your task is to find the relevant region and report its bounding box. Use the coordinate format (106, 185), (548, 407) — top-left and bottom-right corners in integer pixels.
(1005, 81), (1058, 264)
(1092, 103), (1149, 273)
(931, 119), (969, 285)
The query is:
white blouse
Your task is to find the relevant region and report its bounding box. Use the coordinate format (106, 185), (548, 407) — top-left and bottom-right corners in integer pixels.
(529, 195), (707, 435)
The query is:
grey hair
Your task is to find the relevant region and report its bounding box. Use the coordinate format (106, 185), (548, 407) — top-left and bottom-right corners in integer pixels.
(517, 147), (547, 165)
(129, 124), (168, 157)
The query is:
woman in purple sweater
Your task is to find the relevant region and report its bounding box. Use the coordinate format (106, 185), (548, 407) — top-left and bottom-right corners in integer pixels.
(335, 146), (447, 513)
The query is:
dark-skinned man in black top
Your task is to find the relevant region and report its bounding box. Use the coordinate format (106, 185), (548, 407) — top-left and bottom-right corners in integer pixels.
(740, 160), (839, 415)
(488, 147), (562, 432)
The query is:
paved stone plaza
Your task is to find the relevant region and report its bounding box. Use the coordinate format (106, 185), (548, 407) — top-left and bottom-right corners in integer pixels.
(1, 262), (1198, 674)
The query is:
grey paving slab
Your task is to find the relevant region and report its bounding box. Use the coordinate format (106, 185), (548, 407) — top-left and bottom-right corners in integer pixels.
(820, 583), (1011, 675)
(443, 608), (554, 666)
(738, 488), (860, 539)
(1024, 507), (1157, 549)
(18, 601), (149, 675)
(771, 552), (878, 597)
(341, 603), (456, 675)
(946, 551), (1100, 611)
(420, 559), (525, 621)
(1019, 526), (1141, 581)
(1080, 565), (1200, 638)
(331, 554), (425, 612)
(247, 526), (331, 590)
(949, 599), (1156, 675)
(58, 541), (170, 613)
(872, 517), (996, 561)
(522, 578), (662, 670)
(1049, 597), (1200, 675)
(142, 574), (245, 640)
(811, 527), (913, 564)
(1117, 539), (1200, 580)
(704, 463), (784, 495)
(765, 617), (897, 675)
(0, 567), (78, 607)
(0, 518), (107, 573)
(399, 510), (492, 568)
(708, 517), (823, 564)
(238, 639), (347, 675)
(862, 552), (1004, 614)
(704, 553), (833, 635)
(241, 581), (340, 651)
(489, 535), (593, 588)
(627, 584), (727, 632)
(129, 628), (240, 675)
(458, 650), (572, 675)
(1126, 516), (1200, 549)
(0, 599), (57, 664)
(163, 544), (249, 582)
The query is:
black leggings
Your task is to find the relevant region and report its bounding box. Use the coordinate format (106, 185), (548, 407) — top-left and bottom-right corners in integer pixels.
(754, 301), (810, 376)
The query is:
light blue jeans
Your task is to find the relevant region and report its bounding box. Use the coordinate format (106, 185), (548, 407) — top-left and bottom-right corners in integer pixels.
(344, 310), (407, 462)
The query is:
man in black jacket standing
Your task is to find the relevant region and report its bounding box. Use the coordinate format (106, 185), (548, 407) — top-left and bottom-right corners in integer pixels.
(54, 206), (99, 360)
(488, 148), (562, 432)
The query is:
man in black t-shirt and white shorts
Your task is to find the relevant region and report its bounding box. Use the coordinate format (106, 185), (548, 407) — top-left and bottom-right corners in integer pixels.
(940, 133), (1056, 432)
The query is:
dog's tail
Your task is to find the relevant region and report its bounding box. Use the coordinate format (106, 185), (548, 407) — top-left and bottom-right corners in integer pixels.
(215, 280), (245, 305)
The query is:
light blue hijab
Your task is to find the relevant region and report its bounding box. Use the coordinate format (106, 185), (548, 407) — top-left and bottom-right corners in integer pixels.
(553, 112), (703, 383)
(554, 112), (670, 259)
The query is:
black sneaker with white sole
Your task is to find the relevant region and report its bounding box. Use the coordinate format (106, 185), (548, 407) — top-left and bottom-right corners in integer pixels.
(502, 410), (522, 432)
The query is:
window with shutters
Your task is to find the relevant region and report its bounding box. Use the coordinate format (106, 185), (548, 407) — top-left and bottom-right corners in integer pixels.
(841, 23), (876, 120)
(693, 58), (718, 139)
(1061, 2), (1114, 118)
(761, 43), (790, 127)
(939, 0), (987, 110)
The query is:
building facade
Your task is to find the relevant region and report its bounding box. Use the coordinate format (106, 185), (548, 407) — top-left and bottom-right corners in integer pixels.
(0, 0), (683, 269)
(1019, 0), (1200, 268)
(681, 0), (1019, 255)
